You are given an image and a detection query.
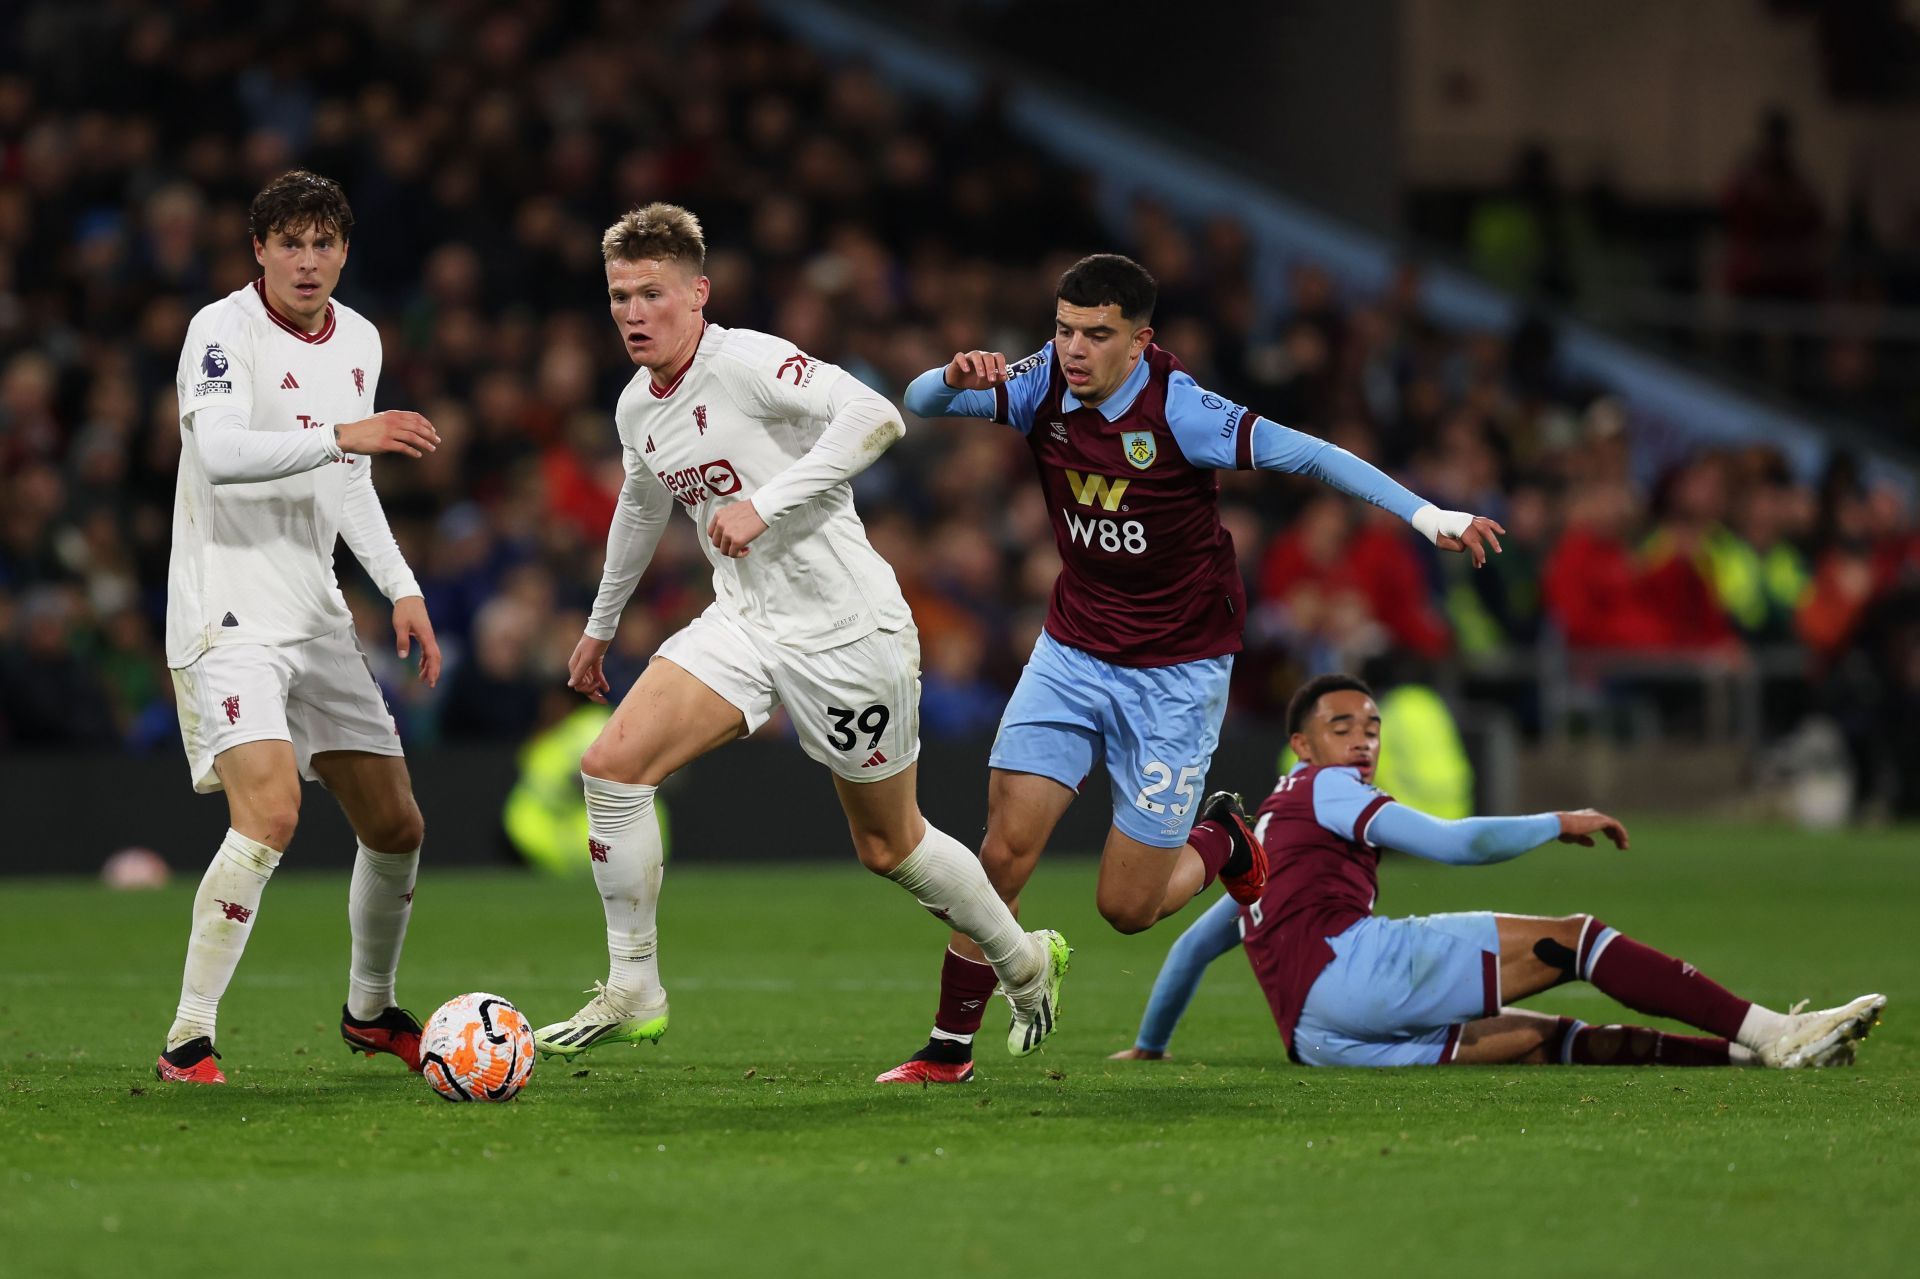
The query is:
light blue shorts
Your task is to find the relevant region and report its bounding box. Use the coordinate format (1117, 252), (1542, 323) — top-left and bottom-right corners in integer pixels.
(1293, 912), (1501, 1068)
(987, 630), (1232, 848)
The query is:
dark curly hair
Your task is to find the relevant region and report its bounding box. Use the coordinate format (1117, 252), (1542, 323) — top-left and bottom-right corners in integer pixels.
(1057, 253), (1156, 324)
(248, 169), (354, 245)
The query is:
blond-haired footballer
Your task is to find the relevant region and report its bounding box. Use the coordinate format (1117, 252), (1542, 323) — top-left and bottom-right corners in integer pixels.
(532, 205), (1067, 1061)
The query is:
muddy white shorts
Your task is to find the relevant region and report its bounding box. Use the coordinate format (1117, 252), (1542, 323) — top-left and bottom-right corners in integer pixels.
(171, 627), (403, 794)
(655, 604), (921, 782)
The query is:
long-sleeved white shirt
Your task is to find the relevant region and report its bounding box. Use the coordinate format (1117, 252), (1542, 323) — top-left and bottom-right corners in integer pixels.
(587, 323), (909, 651)
(166, 280), (419, 667)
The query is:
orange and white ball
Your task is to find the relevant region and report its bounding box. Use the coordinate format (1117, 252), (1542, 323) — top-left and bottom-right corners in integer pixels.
(420, 993), (536, 1102)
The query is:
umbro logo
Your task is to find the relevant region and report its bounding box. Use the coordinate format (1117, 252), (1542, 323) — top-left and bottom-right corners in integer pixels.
(1050, 421), (1067, 442)
(281, 372), (298, 389)
(861, 750), (889, 769)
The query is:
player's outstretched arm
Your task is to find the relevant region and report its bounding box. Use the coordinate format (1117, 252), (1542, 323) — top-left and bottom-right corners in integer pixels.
(1368, 800), (1628, 864)
(1111, 893), (1242, 1060)
(902, 345), (1052, 431)
(1307, 765), (1616, 865)
(338, 458), (439, 685)
(1161, 377), (1505, 566)
(577, 452), (673, 701)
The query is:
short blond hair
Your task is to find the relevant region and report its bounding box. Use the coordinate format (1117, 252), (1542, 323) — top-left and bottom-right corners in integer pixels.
(601, 202), (706, 272)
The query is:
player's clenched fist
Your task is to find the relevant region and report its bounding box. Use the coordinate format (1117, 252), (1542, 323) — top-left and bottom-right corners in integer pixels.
(942, 350), (1009, 390)
(567, 634), (613, 704)
(335, 410), (440, 458)
(708, 501), (768, 559)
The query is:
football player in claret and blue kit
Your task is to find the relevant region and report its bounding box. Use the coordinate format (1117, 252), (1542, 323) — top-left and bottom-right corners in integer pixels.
(878, 253), (1506, 1083)
(1110, 674), (1885, 1070)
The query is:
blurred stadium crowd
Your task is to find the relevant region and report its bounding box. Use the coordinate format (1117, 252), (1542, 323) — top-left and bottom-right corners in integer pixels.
(1, 2), (1916, 809)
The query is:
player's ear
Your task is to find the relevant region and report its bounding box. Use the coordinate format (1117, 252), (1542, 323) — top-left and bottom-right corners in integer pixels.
(692, 274), (711, 311)
(252, 236), (266, 269)
(1131, 322), (1154, 354)
(1289, 730), (1313, 764)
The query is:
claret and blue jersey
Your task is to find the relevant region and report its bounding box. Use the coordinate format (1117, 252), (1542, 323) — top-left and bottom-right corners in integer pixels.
(904, 342), (1435, 848)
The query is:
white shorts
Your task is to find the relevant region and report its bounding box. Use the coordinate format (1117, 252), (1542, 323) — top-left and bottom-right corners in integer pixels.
(171, 628), (403, 794)
(656, 605), (921, 782)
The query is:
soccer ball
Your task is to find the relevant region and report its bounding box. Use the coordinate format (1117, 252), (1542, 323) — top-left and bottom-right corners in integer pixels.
(420, 993), (536, 1102)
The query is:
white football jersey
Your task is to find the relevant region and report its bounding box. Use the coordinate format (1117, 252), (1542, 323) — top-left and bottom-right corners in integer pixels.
(608, 324), (910, 652)
(167, 281), (408, 667)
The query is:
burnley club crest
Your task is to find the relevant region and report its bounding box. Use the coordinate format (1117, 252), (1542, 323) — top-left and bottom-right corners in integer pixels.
(1121, 430), (1156, 470)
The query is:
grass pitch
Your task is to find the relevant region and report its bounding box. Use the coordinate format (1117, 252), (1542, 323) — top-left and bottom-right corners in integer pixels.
(3, 821), (1915, 1278)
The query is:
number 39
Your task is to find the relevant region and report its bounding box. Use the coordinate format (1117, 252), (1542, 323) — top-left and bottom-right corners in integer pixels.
(1134, 762), (1201, 816)
(826, 704), (891, 752)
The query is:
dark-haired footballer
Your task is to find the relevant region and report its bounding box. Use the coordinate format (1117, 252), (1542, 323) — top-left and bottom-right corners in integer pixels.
(156, 170), (446, 1084)
(1109, 674), (1885, 1070)
(878, 254), (1506, 1083)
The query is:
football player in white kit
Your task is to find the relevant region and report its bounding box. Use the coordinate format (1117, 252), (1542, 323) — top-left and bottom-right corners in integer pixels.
(155, 171), (445, 1084)
(532, 204), (1068, 1067)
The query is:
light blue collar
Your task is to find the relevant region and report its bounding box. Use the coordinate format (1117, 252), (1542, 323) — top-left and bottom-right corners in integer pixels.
(1061, 352), (1151, 420)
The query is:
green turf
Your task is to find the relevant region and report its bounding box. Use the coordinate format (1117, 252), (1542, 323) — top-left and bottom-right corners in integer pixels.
(3, 821), (1915, 1277)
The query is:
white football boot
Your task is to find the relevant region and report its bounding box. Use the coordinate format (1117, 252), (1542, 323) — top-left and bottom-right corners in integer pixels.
(1757, 993), (1884, 1069)
(533, 981), (669, 1060)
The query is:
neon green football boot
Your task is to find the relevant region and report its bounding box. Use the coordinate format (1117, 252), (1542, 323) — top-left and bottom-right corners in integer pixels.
(1005, 929), (1071, 1057)
(533, 982), (669, 1060)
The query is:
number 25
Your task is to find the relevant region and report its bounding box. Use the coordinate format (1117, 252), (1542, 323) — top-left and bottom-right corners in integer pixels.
(1134, 762), (1200, 816)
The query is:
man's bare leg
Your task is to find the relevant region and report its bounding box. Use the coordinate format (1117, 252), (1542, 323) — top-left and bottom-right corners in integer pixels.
(536, 658), (744, 1058)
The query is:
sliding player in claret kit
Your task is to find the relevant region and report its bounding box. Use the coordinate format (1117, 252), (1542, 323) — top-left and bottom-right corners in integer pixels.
(1111, 674), (1885, 1070)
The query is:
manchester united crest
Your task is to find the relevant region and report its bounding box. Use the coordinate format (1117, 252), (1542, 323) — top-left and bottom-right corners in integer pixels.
(352, 368), (365, 395)
(1121, 430), (1156, 470)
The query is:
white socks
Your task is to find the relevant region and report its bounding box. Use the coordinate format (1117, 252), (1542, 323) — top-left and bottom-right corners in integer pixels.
(346, 840), (419, 1020)
(1736, 1002), (1792, 1051)
(168, 829), (281, 1050)
(583, 773), (666, 1014)
(886, 823), (1042, 989)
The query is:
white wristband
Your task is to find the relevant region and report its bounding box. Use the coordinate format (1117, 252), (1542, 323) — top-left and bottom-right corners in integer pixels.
(1410, 503), (1473, 545)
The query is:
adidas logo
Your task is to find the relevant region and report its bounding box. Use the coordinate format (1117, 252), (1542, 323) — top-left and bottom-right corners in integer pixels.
(281, 372), (298, 389)
(861, 750), (889, 769)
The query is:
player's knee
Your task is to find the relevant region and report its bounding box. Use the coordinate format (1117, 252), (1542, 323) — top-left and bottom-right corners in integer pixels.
(978, 837), (1031, 896)
(245, 799), (300, 851)
(1096, 890), (1157, 935)
(579, 742), (639, 785)
(852, 833), (911, 875)
(364, 803), (425, 855)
